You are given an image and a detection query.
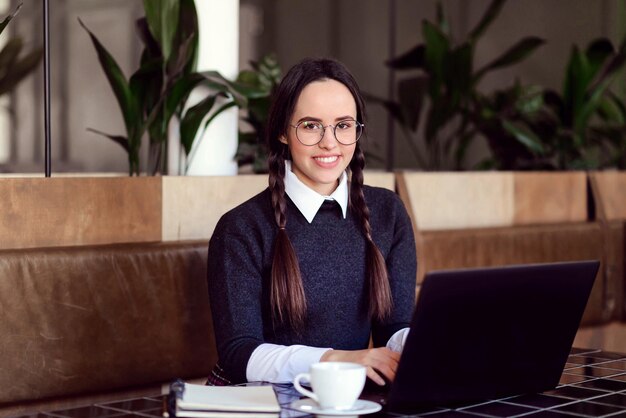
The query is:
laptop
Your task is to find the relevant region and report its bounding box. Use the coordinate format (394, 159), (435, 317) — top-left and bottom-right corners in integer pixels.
(374, 260), (600, 413)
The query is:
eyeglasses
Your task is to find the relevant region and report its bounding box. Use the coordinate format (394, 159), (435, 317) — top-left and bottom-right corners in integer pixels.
(289, 119), (364, 146)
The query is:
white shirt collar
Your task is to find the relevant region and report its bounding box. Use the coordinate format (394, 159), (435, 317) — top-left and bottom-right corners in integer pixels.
(284, 160), (348, 223)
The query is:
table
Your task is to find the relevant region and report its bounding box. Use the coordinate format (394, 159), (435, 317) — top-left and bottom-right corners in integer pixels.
(9, 348), (626, 418)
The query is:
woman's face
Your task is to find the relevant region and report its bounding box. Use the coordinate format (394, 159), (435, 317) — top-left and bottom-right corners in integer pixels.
(280, 79), (358, 196)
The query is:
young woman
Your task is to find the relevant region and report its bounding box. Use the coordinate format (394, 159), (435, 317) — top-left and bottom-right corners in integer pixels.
(207, 58), (417, 386)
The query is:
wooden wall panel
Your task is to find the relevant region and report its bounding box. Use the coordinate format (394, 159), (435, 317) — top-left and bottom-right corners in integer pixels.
(398, 172), (515, 230)
(0, 177), (161, 249)
(591, 172), (626, 221)
(514, 172), (587, 224)
(363, 171), (395, 191)
(397, 171), (588, 231)
(162, 172), (396, 242)
(162, 175), (268, 241)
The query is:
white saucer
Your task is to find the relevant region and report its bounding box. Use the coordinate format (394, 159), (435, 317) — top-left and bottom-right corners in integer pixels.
(289, 398), (382, 416)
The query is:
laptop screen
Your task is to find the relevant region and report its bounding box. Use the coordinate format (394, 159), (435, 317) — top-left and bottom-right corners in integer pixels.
(385, 260), (599, 413)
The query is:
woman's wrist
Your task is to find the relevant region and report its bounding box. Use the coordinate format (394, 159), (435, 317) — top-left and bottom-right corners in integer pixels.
(320, 348), (335, 362)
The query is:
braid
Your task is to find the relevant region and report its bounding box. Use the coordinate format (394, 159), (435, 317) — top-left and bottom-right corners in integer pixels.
(268, 152), (307, 331)
(349, 146), (393, 320)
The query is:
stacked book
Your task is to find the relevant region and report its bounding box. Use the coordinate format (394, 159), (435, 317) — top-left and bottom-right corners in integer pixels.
(164, 381), (281, 418)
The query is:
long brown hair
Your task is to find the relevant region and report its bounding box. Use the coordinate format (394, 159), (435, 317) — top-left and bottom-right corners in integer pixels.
(266, 58), (392, 331)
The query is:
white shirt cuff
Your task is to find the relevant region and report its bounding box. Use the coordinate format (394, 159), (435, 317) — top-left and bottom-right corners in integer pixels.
(386, 328), (410, 353)
(246, 343), (332, 383)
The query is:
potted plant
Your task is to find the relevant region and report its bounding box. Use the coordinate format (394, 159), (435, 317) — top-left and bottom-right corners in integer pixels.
(235, 53), (281, 174)
(379, 0), (590, 229)
(370, 0), (545, 171)
(80, 0), (264, 175)
(471, 35), (625, 171)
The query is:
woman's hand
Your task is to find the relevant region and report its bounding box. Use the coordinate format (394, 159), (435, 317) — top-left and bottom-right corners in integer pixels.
(320, 347), (400, 386)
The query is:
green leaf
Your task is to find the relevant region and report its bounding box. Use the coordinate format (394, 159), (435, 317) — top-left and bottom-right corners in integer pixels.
(587, 43), (626, 93)
(87, 128), (130, 153)
(202, 101), (238, 133)
(502, 119), (545, 154)
(164, 73), (205, 120)
(0, 38), (22, 70)
(183, 100), (237, 165)
(575, 76), (613, 137)
(422, 20), (449, 100)
(0, 2), (22, 36)
(180, 94), (220, 154)
(446, 43), (473, 100)
(200, 70), (266, 106)
(597, 96), (626, 124)
(173, 0), (199, 74)
(586, 38), (614, 77)
(253, 53), (281, 87)
(435, 1), (449, 34)
(562, 46), (591, 126)
(166, 32), (195, 80)
(79, 18), (141, 140)
(143, 0), (180, 62)
(135, 17), (161, 58)
(520, 85), (544, 111)
(129, 56), (163, 113)
(474, 37), (545, 82)
(468, 0), (507, 42)
(0, 47), (43, 96)
(237, 70), (260, 87)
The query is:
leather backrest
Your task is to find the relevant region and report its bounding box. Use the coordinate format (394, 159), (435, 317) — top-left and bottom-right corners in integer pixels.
(417, 222), (624, 326)
(0, 241), (215, 404)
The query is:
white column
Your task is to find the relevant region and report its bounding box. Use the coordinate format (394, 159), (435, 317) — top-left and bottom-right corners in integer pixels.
(183, 0), (239, 176)
(0, 0), (11, 164)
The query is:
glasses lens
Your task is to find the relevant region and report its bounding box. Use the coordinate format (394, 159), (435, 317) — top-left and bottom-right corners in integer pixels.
(296, 121), (324, 145)
(335, 120), (361, 145)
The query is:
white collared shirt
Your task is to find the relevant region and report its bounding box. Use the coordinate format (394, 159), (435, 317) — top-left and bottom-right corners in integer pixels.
(284, 160), (348, 223)
(245, 161), (409, 383)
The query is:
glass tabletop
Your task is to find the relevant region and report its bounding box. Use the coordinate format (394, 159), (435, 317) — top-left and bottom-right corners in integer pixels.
(10, 348), (626, 418)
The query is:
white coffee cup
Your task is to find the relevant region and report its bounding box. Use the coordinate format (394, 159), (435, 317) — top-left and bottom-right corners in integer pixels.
(293, 362), (366, 410)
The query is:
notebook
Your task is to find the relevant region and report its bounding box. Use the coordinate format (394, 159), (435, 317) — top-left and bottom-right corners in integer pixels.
(165, 381), (280, 418)
(377, 260), (599, 413)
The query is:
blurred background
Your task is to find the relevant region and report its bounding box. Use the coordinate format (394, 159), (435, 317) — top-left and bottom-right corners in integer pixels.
(0, 0), (624, 174)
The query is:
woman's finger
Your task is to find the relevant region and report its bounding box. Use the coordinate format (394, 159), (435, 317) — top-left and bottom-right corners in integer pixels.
(366, 366), (386, 386)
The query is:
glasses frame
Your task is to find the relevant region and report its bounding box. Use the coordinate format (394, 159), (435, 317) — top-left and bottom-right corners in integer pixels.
(289, 119), (365, 146)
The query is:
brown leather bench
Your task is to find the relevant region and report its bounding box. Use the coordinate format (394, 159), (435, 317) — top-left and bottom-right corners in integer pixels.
(0, 240), (215, 406)
(415, 222), (624, 326)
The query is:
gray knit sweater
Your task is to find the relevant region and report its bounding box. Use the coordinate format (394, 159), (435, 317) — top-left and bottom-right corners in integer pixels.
(207, 185), (417, 383)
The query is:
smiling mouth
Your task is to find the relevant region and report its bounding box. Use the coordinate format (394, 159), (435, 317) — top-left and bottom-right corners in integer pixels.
(314, 156), (339, 163)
